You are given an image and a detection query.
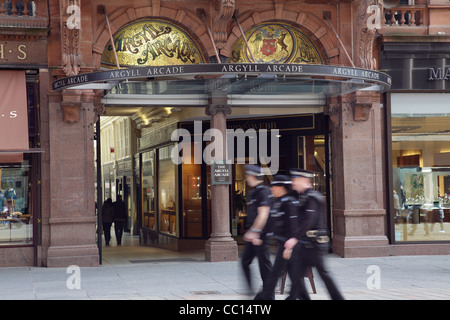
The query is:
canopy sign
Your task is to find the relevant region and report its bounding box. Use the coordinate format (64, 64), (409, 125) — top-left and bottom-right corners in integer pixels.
(52, 63), (392, 91)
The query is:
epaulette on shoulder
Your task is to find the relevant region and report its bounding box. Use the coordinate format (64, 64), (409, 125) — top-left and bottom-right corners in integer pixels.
(306, 189), (324, 203)
(289, 196), (301, 206)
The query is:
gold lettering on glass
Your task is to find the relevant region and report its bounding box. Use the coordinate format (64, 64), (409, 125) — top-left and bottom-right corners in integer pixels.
(101, 19), (205, 68)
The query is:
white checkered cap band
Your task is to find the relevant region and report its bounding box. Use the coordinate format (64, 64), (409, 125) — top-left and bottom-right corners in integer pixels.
(246, 170), (265, 176)
(290, 170), (314, 178)
(270, 180), (291, 185)
(245, 165), (265, 176)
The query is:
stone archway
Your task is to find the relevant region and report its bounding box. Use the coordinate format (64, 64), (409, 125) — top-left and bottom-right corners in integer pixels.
(221, 8), (340, 64)
(92, 5), (215, 69)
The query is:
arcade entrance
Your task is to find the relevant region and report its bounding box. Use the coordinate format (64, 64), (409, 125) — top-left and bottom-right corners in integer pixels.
(95, 110), (331, 264)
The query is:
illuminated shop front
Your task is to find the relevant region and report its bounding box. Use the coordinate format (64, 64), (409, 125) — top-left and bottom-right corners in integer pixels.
(173, 114), (328, 242)
(383, 41), (450, 248)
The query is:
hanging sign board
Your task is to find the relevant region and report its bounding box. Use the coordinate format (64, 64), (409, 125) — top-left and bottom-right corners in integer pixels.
(211, 160), (232, 185)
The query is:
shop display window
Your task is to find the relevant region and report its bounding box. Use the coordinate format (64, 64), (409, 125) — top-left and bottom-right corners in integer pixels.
(142, 150), (156, 230)
(233, 164), (247, 235)
(0, 161), (33, 245)
(391, 93), (450, 242)
(158, 146), (177, 236)
(181, 142), (204, 238)
(183, 167), (202, 238)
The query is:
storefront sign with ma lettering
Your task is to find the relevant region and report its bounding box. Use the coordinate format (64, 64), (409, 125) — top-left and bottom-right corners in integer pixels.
(429, 67), (450, 81)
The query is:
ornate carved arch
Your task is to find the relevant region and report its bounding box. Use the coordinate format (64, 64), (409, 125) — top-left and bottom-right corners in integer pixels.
(222, 8), (340, 65)
(92, 5), (214, 69)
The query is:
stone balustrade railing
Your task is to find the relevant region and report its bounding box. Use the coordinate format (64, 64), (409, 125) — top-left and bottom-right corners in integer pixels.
(383, 6), (428, 27)
(0, 0), (48, 28)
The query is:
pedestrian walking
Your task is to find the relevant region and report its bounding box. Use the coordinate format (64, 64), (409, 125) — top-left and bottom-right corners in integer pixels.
(240, 164), (272, 294)
(102, 198), (114, 246)
(286, 168), (344, 300)
(254, 175), (300, 300)
(113, 194), (127, 246)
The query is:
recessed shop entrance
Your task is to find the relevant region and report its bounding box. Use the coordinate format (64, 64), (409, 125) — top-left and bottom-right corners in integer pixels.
(96, 110), (331, 263)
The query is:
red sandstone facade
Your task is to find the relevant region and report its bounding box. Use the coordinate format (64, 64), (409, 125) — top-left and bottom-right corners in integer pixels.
(0, 0), (449, 267)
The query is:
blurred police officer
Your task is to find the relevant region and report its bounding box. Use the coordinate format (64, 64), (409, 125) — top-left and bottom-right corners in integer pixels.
(285, 168), (344, 300)
(254, 175), (300, 300)
(241, 164), (272, 294)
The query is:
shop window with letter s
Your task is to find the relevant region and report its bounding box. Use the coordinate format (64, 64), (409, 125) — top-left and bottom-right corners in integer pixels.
(391, 93), (450, 242)
(0, 70), (38, 246)
(0, 158), (33, 246)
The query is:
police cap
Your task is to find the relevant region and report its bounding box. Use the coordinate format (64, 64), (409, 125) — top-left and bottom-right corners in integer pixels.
(270, 175), (291, 187)
(289, 168), (315, 179)
(245, 164), (265, 177)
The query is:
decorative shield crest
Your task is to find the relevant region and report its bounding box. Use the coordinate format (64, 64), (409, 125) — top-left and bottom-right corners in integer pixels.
(230, 22), (323, 64)
(261, 38), (277, 56)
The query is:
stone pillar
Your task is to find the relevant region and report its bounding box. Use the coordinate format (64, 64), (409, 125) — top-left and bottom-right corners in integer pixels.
(330, 91), (389, 258)
(204, 100), (238, 262)
(45, 90), (99, 267)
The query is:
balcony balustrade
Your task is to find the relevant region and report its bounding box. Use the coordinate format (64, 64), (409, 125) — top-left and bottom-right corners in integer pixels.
(383, 6), (428, 27)
(0, 0), (47, 28)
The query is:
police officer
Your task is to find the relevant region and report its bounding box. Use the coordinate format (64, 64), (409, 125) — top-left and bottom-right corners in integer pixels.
(241, 164), (272, 294)
(285, 168), (344, 300)
(254, 175), (300, 300)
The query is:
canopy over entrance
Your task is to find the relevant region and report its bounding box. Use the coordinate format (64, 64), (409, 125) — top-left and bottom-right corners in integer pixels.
(52, 63), (392, 107)
(54, 18), (391, 106)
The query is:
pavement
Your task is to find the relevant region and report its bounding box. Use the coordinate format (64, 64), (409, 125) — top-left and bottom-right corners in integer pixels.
(1, 234), (450, 301)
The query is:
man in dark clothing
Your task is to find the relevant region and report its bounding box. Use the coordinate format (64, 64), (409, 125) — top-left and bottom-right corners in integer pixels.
(285, 168), (344, 300)
(113, 195), (127, 246)
(240, 165), (272, 295)
(102, 198), (114, 246)
(254, 175), (300, 300)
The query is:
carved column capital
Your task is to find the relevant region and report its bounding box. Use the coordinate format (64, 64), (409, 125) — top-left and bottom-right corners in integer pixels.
(353, 103), (372, 121)
(93, 90), (106, 113)
(324, 100), (341, 128)
(61, 89), (82, 123)
(205, 105), (232, 116)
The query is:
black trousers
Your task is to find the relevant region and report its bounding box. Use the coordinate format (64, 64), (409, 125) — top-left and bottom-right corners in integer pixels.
(254, 241), (298, 300)
(114, 221), (125, 245)
(241, 239), (272, 293)
(293, 245), (344, 300)
(102, 222), (112, 245)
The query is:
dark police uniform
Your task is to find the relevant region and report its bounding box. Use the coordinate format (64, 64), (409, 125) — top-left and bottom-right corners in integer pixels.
(241, 165), (272, 294)
(254, 178), (300, 300)
(290, 168), (344, 300)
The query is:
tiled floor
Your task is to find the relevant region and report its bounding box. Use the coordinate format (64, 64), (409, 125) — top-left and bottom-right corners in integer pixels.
(100, 232), (206, 266)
